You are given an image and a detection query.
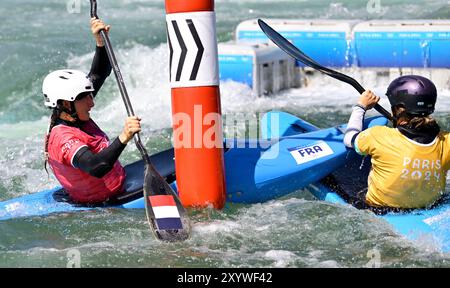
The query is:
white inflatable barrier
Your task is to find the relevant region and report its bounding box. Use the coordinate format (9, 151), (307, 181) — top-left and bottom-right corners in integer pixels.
(219, 19), (450, 92)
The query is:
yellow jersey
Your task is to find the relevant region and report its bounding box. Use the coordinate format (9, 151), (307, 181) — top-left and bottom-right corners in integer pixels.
(355, 126), (450, 209)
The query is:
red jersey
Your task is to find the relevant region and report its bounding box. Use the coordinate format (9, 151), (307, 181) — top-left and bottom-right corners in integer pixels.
(47, 119), (125, 203)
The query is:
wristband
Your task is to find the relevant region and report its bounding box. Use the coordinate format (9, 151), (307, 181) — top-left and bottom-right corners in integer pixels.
(354, 104), (367, 111)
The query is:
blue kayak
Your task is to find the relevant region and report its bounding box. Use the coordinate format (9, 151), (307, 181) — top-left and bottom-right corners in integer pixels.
(0, 112), (385, 220)
(265, 111), (450, 253)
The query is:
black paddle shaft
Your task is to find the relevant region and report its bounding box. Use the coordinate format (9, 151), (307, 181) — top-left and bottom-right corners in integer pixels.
(89, 0), (190, 242)
(257, 19), (393, 122)
(90, 0), (151, 164)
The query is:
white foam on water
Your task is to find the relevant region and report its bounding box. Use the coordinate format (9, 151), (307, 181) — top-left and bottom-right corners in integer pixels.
(317, 260), (340, 268)
(264, 250), (297, 267)
(67, 44), (171, 132)
(65, 43), (285, 134)
(193, 220), (240, 234)
(0, 117), (48, 139)
(410, 233), (444, 254)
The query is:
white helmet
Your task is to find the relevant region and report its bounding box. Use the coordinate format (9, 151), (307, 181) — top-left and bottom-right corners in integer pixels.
(42, 70), (94, 108)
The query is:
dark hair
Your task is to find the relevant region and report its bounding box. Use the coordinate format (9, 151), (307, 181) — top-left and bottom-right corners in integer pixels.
(392, 104), (438, 130)
(75, 91), (93, 101)
(44, 108), (60, 175)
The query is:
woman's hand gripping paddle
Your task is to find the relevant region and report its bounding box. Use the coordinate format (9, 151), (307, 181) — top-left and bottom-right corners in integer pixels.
(90, 0), (190, 242)
(257, 19), (393, 122)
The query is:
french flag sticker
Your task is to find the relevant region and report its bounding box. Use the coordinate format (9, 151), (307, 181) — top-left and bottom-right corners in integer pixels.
(149, 195), (183, 230)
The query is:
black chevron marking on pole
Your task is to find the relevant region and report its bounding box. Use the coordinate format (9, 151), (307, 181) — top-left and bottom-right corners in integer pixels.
(171, 20), (187, 82)
(186, 19), (204, 81)
(166, 23), (173, 82)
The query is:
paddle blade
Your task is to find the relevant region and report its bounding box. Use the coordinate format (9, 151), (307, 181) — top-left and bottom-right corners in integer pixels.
(257, 19), (393, 121)
(143, 164), (190, 242)
(258, 19), (363, 90)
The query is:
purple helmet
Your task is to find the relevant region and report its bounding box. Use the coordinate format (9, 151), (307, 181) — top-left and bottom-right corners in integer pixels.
(386, 75), (437, 116)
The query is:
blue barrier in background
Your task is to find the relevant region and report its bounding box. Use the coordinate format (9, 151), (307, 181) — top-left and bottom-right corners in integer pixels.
(233, 19), (450, 68)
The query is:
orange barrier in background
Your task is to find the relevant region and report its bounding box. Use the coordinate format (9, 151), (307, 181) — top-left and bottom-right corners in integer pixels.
(165, 0), (226, 209)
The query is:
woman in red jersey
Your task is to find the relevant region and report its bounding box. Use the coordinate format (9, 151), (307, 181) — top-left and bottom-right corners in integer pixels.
(43, 18), (141, 204)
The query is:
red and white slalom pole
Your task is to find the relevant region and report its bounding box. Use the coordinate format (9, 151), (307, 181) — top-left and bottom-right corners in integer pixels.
(165, 0), (226, 209)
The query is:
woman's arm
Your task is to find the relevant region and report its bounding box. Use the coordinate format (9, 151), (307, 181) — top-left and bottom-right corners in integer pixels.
(343, 90), (380, 148)
(89, 46), (112, 96)
(73, 116), (141, 178)
(343, 105), (366, 148)
(73, 137), (126, 178)
(88, 18), (112, 97)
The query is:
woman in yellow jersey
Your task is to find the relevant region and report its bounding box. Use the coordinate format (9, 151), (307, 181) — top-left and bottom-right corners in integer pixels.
(344, 75), (450, 210)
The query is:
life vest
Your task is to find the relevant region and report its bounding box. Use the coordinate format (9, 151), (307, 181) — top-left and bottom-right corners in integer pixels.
(47, 119), (125, 203)
(355, 126), (450, 209)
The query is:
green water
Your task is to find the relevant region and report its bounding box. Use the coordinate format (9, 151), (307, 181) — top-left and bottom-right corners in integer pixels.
(1, 0), (450, 267)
